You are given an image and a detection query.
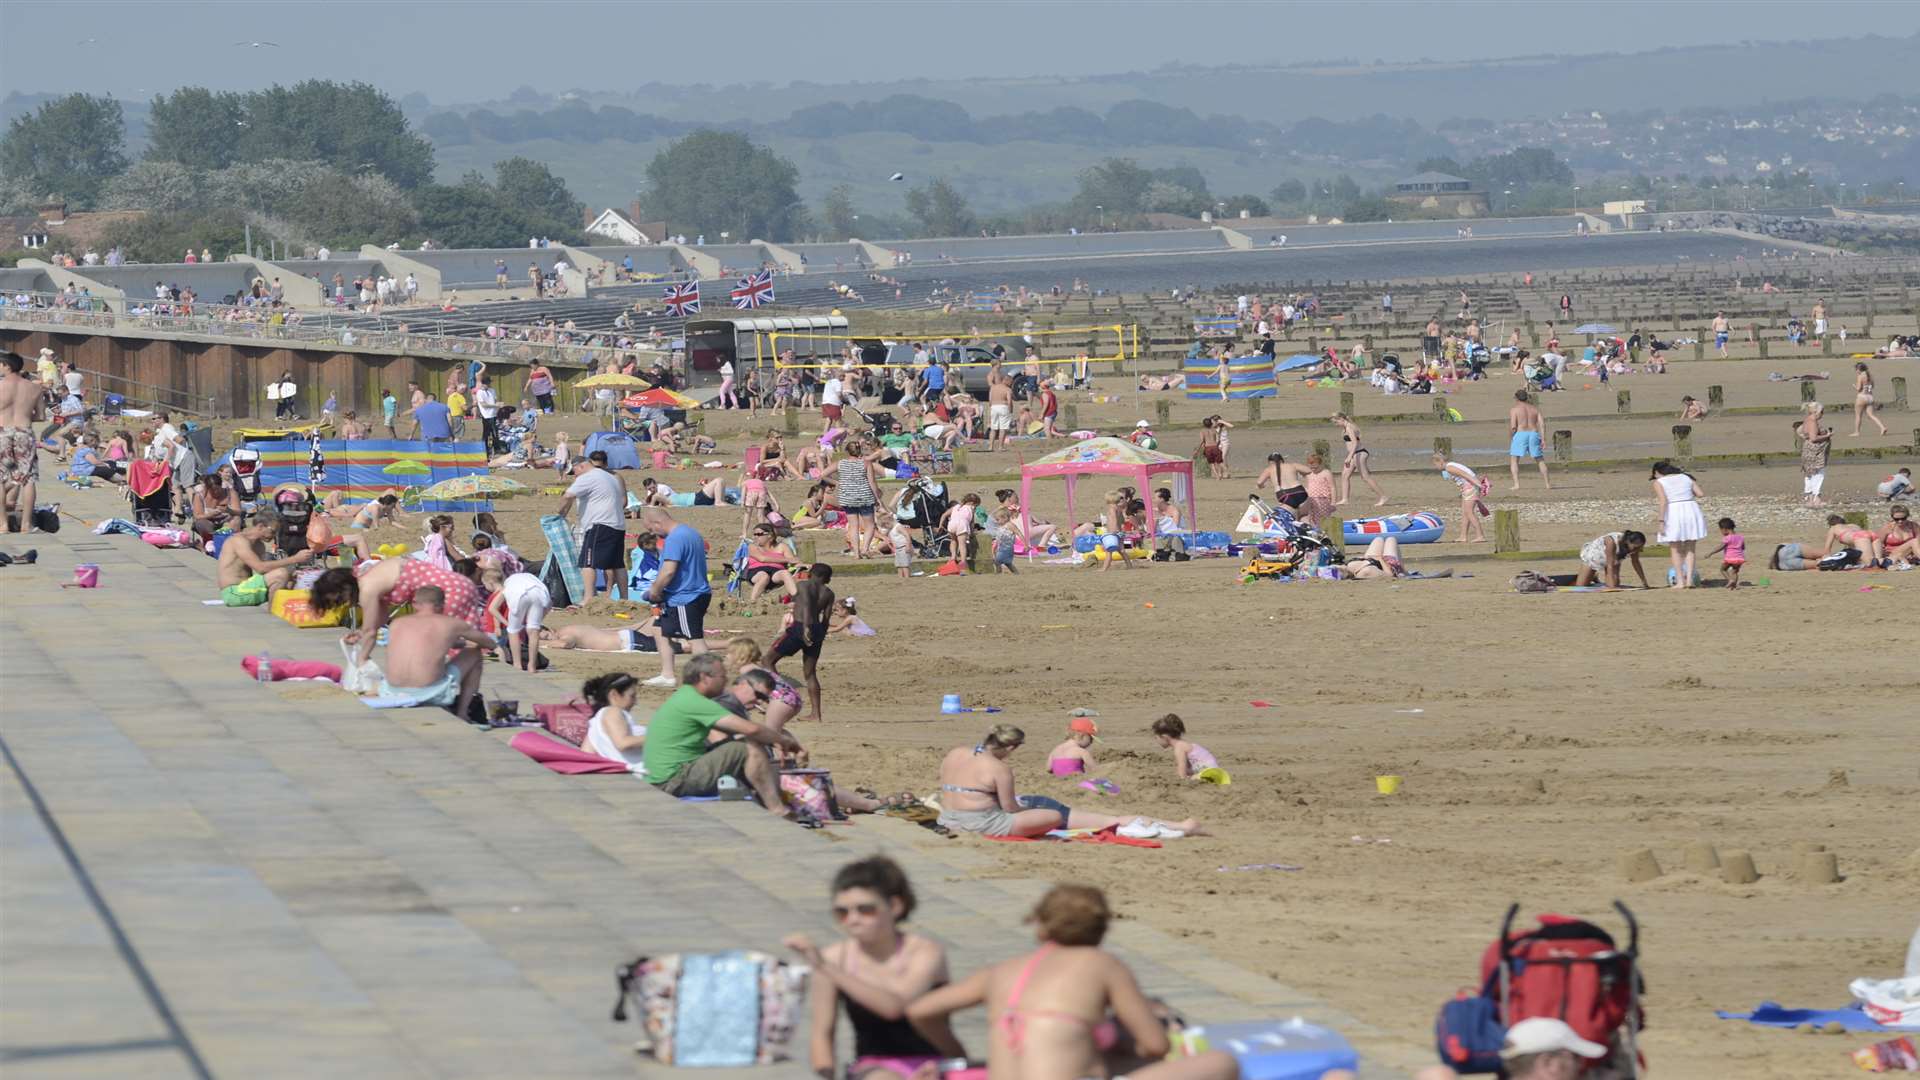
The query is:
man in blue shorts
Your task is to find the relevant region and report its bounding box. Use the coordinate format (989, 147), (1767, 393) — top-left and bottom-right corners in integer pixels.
(1507, 389), (1551, 491)
(639, 505), (710, 687)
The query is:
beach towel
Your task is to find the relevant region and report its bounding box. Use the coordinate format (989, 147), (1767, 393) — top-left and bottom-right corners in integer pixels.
(987, 826), (1161, 849)
(509, 730), (630, 774)
(540, 514), (586, 605)
(128, 460), (170, 499)
(1715, 1001), (1906, 1033)
(240, 655), (343, 682)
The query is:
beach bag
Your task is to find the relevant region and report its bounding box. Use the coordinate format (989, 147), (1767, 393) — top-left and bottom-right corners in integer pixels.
(534, 699), (594, 746)
(610, 951), (808, 1066)
(1435, 973), (1507, 1073)
(337, 636), (383, 694)
(1510, 571), (1557, 593)
(538, 553), (574, 608)
(778, 768), (841, 821)
(272, 589), (349, 628)
(1818, 548), (1861, 571)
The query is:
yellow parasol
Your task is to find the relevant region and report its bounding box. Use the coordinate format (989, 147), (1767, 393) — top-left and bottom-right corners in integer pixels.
(576, 373), (652, 390)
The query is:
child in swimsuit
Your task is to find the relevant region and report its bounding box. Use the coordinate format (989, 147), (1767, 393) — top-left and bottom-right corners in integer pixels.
(1045, 717), (1099, 776)
(1151, 714), (1219, 779)
(1707, 517), (1746, 590)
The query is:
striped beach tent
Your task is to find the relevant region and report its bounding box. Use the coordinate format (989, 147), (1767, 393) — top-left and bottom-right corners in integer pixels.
(1184, 354), (1277, 399)
(218, 440), (495, 512)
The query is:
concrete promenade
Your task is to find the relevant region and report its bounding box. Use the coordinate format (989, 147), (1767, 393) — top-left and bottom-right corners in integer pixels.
(0, 482), (1413, 1079)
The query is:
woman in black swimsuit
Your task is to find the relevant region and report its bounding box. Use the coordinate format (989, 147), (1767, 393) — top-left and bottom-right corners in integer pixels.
(1331, 413), (1386, 506)
(784, 857), (963, 1079)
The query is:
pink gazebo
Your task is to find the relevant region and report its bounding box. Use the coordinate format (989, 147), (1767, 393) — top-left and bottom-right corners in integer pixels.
(1018, 437), (1197, 539)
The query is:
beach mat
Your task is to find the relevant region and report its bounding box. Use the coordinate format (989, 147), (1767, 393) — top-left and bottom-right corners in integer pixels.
(988, 827), (1161, 849)
(1715, 1002), (1903, 1033)
(540, 514), (587, 605)
(509, 730), (631, 774)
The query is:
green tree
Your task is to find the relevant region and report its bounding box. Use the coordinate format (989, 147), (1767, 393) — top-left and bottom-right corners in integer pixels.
(0, 93), (128, 208)
(904, 178), (975, 237)
(1268, 178), (1307, 207)
(642, 130), (803, 241)
(96, 208), (248, 265)
(146, 88), (245, 169)
(1220, 194), (1270, 217)
(1338, 196), (1396, 223)
(237, 81), (435, 188)
(820, 184), (858, 239)
(296, 171), (421, 248)
(1072, 157), (1154, 214)
(100, 160), (204, 212)
(492, 156), (584, 232)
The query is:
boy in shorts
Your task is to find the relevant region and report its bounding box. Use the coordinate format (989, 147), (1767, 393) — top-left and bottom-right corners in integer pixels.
(768, 562), (833, 723)
(888, 515), (913, 578)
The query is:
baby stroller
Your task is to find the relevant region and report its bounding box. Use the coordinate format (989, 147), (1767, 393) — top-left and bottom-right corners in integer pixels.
(229, 446), (263, 512)
(269, 483), (314, 556)
(849, 403), (899, 439)
(126, 460), (174, 527)
(1434, 901), (1644, 1076)
(891, 476), (953, 557)
(1245, 494), (1334, 559)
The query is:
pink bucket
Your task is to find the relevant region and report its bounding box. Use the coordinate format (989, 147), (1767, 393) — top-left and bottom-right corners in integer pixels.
(651, 449), (669, 469)
(71, 563), (100, 588)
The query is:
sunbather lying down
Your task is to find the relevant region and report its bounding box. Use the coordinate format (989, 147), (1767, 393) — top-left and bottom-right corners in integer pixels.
(540, 621), (684, 654)
(1138, 373), (1185, 391)
(1340, 536), (1453, 580)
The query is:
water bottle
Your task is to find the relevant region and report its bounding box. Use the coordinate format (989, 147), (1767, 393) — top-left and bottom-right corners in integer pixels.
(715, 775), (745, 801)
(256, 650), (272, 683)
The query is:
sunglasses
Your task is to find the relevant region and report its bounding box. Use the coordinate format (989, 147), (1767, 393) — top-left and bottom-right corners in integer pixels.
(832, 901), (881, 921)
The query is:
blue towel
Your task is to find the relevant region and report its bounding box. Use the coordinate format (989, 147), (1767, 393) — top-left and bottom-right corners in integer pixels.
(1715, 1002), (1894, 1032)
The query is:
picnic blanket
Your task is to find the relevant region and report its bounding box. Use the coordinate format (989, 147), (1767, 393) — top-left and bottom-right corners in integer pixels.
(509, 730), (631, 774)
(988, 826), (1161, 849)
(540, 514), (587, 607)
(1715, 1002), (1909, 1033)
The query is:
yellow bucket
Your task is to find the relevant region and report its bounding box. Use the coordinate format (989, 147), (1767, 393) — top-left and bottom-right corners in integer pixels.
(1375, 775), (1403, 795)
(1195, 767), (1232, 786)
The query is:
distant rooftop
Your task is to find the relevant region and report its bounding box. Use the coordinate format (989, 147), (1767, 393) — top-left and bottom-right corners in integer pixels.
(1395, 172), (1474, 192)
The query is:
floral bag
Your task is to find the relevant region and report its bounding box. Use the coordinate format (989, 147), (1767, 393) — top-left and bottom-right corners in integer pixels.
(611, 950), (808, 1066)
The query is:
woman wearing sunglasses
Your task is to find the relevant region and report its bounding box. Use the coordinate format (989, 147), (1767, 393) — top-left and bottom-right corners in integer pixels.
(784, 857), (963, 1080)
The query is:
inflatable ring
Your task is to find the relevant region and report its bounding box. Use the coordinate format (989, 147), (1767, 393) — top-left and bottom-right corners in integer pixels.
(375, 542), (411, 559)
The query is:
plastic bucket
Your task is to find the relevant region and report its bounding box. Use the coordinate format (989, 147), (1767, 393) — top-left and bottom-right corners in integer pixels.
(72, 563), (100, 588)
(1375, 775), (1403, 795)
(940, 693), (963, 714)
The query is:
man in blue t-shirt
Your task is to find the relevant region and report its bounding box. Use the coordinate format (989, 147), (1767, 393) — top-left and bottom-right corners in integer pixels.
(921, 358), (946, 404)
(408, 393), (452, 441)
(638, 506), (711, 686)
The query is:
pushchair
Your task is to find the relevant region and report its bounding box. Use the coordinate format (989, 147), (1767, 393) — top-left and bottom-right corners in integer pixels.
(1434, 901), (1644, 1076)
(127, 460), (174, 527)
(1245, 495), (1335, 559)
(269, 483), (314, 556)
(229, 446), (263, 512)
(891, 476), (953, 558)
(848, 403), (899, 439)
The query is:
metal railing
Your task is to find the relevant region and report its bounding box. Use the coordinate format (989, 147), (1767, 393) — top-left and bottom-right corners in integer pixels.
(77, 366), (218, 418)
(0, 291), (672, 370)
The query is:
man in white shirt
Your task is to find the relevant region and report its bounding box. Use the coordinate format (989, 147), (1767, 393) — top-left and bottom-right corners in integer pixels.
(474, 376), (501, 452)
(556, 451), (629, 602)
(149, 413), (180, 462)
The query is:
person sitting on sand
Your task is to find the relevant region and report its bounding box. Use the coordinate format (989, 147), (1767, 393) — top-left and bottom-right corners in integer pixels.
(311, 557), (485, 671)
(740, 523), (799, 607)
(1574, 530), (1650, 589)
(216, 515), (309, 607)
(1045, 717), (1100, 777)
(1150, 714), (1222, 779)
(1679, 396), (1708, 421)
(786, 857), (964, 1080)
(1812, 514), (1886, 567)
(579, 672), (646, 771)
(1879, 505), (1917, 567)
(934, 724), (1202, 839)
(906, 884), (1245, 1080)
(641, 654), (809, 820)
(827, 596), (874, 637)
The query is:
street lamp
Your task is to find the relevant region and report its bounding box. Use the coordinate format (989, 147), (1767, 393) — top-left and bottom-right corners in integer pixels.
(1503, 188), (1512, 214)
(1095, 205), (1104, 229)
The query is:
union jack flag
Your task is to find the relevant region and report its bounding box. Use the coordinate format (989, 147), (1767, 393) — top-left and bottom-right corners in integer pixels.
(731, 269), (775, 309)
(662, 280), (701, 316)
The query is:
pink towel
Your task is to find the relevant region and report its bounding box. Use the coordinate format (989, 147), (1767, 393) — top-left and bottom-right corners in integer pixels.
(510, 730), (630, 774)
(240, 655), (344, 682)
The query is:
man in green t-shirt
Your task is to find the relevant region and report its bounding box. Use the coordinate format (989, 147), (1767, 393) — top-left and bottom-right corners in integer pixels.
(642, 654), (806, 819)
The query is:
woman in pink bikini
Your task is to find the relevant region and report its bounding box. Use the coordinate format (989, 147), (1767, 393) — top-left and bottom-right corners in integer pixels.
(907, 884), (1246, 1080)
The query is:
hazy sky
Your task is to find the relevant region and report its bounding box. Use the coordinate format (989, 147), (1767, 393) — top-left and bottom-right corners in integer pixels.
(5, 0), (1919, 102)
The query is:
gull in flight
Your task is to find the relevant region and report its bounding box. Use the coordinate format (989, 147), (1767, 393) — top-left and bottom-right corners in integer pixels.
(234, 40), (280, 48)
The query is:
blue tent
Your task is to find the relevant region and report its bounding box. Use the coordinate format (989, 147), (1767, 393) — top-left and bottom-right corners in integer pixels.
(1275, 354), (1322, 372)
(582, 430), (643, 470)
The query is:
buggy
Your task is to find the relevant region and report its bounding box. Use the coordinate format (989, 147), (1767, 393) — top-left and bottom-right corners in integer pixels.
(1244, 495), (1335, 558)
(890, 476), (954, 558)
(268, 483), (315, 556)
(127, 460), (174, 527)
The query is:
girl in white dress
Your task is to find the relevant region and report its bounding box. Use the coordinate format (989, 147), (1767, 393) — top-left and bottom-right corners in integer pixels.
(1651, 461), (1707, 588)
(582, 673), (647, 773)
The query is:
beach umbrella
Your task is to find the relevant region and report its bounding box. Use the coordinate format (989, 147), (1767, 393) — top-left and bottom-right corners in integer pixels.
(576, 372), (651, 389)
(624, 386), (700, 409)
(382, 459), (431, 476)
(414, 474), (532, 501)
(1573, 323), (1618, 335)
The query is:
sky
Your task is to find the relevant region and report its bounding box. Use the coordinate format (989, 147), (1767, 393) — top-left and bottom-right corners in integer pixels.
(6, 0), (1920, 102)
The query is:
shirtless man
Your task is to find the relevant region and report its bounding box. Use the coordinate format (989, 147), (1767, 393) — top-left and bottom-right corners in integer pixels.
(216, 517), (308, 607)
(377, 586), (492, 720)
(1507, 389), (1551, 490)
(539, 616), (682, 655)
(1711, 311), (1730, 357)
(985, 373), (1014, 452)
(0, 351), (44, 532)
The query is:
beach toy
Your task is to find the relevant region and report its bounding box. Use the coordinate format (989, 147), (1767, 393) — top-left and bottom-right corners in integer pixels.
(1375, 775), (1403, 795)
(65, 563), (100, 588)
(940, 693), (963, 714)
(1343, 511), (1446, 545)
(1078, 778), (1120, 795)
(1666, 568), (1704, 586)
(1196, 767), (1232, 786)
(375, 542), (410, 559)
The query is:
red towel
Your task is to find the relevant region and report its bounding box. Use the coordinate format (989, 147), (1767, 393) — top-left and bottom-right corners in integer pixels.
(987, 826), (1161, 849)
(509, 730), (630, 774)
(128, 459), (171, 498)
(240, 655), (343, 682)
